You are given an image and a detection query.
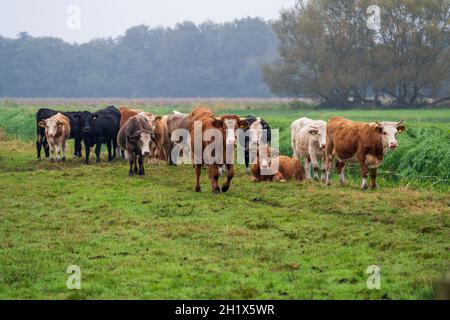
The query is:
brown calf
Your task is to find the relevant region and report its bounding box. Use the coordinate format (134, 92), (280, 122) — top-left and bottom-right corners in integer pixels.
(251, 146), (306, 182)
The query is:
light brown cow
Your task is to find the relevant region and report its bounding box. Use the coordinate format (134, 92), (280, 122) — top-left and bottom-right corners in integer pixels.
(251, 145), (306, 182)
(140, 112), (169, 164)
(119, 106), (141, 128)
(165, 111), (190, 165)
(38, 113), (71, 162)
(189, 106), (248, 193)
(325, 117), (405, 190)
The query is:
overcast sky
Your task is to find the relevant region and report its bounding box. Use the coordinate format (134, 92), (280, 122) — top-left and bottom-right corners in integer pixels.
(0, 0), (297, 43)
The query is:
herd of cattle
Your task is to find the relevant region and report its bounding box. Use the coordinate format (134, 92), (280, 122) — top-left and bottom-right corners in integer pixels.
(36, 105), (405, 192)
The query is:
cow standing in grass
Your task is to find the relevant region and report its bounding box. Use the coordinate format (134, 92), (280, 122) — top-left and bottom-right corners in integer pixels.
(145, 113), (169, 164)
(241, 116), (271, 174)
(117, 115), (154, 176)
(165, 111), (190, 165)
(38, 113), (71, 162)
(189, 106), (249, 193)
(291, 117), (327, 181)
(79, 106), (121, 164)
(36, 108), (83, 159)
(325, 117), (405, 189)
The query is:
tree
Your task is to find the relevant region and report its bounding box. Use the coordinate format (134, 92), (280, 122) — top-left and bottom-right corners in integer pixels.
(264, 0), (450, 107)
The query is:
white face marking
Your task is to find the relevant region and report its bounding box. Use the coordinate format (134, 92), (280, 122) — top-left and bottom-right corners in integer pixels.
(309, 125), (327, 149)
(379, 122), (399, 151)
(140, 132), (151, 155)
(46, 119), (59, 138)
(249, 118), (264, 144)
(224, 119), (237, 145)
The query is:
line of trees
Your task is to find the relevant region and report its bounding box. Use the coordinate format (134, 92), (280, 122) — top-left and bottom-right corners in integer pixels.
(0, 18), (277, 98)
(263, 0), (450, 107)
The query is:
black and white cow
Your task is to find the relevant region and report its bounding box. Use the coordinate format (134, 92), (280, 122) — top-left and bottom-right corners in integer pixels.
(36, 108), (83, 160)
(79, 106), (121, 164)
(241, 116), (271, 174)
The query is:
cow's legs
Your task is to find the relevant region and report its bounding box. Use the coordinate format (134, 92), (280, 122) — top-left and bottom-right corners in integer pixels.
(320, 157), (327, 183)
(36, 131), (43, 160)
(84, 140), (90, 164)
(74, 138), (81, 158)
(112, 139), (118, 159)
(208, 165), (221, 193)
(221, 164), (234, 193)
(106, 141), (112, 161)
(95, 144), (101, 163)
(49, 140), (55, 162)
(311, 154), (320, 181)
(56, 141), (62, 162)
(245, 143), (251, 174)
(128, 152), (135, 176)
(336, 161), (346, 185)
(62, 139), (67, 162)
(272, 171), (286, 182)
(43, 138), (50, 158)
(195, 164), (202, 192)
(370, 168), (378, 189)
(138, 155), (145, 176)
(360, 163), (369, 190)
(304, 157), (312, 180)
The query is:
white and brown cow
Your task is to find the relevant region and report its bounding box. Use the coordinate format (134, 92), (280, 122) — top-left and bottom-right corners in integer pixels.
(291, 117), (327, 181)
(325, 117), (405, 190)
(140, 113), (169, 164)
(38, 113), (71, 162)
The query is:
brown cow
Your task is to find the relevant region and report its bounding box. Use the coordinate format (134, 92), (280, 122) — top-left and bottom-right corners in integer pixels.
(251, 145), (306, 182)
(119, 106), (141, 128)
(117, 115), (153, 176)
(165, 111), (190, 165)
(189, 106), (248, 193)
(325, 117), (406, 190)
(140, 113), (169, 164)
(38, 113), (71, 162)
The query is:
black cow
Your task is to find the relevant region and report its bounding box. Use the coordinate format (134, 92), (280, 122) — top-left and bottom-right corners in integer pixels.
(79, 106), (121, 164)
(36, 108), (83, 159)
(241, 116), (271, 174)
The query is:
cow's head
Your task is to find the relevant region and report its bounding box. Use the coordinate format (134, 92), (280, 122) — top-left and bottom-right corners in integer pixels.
(39, 118), (63, 138)
(375, 121), (406, 151)
(247, 117), (270, 145)
(142, 113), (160, 131)
(78, 111), (97, 134)
(308, 124), (327, 149)
(211, 115), (249, 145)
(128, 130), (153, 156)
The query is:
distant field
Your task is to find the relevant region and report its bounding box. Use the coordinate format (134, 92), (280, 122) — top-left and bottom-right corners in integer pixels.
(0, 101), (448, 299)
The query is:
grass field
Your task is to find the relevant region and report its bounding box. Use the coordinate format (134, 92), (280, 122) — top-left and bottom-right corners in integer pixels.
(0, 102), (449, 299)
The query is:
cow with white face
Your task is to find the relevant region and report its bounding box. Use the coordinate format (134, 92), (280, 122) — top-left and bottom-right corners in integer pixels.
(38, 113), (71, 162)
(377, 121), (404, 152)
(291, 117), (327, 181)
(325, 117), (406, 190)
(117, 115), (155, 176)
(240, 116), (271, 174)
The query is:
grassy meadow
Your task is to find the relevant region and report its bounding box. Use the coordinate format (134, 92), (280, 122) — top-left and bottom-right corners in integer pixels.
(0, 101), (448, 299)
